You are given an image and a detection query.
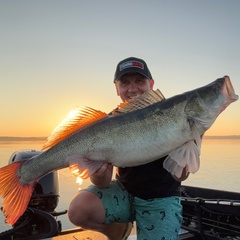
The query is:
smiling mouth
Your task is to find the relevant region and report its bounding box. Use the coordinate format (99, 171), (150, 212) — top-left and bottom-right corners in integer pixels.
(128, 95), (138, 99)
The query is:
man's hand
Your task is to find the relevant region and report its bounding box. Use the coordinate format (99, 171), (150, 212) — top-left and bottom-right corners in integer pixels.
(172, 165), (189, 182)
(90, 163), (113, 188)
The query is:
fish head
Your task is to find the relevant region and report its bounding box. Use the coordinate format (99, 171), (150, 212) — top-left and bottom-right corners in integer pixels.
(185, 76), (238, 132)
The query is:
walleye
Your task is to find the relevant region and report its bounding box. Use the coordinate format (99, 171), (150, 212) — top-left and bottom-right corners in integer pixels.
(0, 76), (238, 225)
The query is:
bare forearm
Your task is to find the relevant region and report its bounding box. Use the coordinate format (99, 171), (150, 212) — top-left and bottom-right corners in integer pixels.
(90, 164), (113, 188)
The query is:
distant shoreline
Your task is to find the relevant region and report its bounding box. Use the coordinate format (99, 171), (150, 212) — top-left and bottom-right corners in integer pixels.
(0, 137), (47, 141)
(204, 135), (240, 139)
(0, 135), (240, 141)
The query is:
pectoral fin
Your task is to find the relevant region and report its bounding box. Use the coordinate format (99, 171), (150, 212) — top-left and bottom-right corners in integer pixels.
(68, 156), (104, 179)
(163, 122), (202, 178)
(163, 140), (200, 178)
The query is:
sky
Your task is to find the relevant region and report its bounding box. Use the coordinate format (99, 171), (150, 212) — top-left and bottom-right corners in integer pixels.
(0, 0), (239, 137)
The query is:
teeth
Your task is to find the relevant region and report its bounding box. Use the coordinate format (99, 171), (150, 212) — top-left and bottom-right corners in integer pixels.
(129, 96), (137, 99)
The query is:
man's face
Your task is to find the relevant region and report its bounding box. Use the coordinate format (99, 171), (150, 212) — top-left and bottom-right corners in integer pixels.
(115, 73), (154, 102)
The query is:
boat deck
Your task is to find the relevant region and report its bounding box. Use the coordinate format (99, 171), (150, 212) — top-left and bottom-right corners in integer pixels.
(45, 226), (192, 240)
(47, 227), (135, 240)
(51, 229), (112, 240)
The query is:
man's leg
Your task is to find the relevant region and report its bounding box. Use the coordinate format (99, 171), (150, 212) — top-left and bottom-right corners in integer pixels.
(134, 196), (182, 240)
(68, 180), (134, 240)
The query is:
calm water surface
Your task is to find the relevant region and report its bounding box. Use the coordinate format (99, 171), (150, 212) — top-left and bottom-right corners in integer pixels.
(0, 138), (239, 232)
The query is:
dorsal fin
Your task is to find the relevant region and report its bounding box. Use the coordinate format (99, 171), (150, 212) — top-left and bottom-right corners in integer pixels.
(42, 107), (108, 150)
(111, 89), (165, 115)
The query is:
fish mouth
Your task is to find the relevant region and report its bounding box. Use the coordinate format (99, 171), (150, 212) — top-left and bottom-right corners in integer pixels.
(224, 76), (239, 102)
(217, 76), (239, 114)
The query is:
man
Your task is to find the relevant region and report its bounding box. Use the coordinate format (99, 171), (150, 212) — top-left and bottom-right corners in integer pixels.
(68, 57), (189, 240)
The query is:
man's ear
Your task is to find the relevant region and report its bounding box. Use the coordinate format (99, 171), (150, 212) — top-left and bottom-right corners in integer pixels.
(150, 79), (155, 88)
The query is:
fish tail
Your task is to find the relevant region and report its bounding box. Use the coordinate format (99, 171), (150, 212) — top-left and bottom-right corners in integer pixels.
(0, 162), (35, 225)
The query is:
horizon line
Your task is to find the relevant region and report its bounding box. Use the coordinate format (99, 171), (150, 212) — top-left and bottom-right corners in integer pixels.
(0, 135), (240, 141)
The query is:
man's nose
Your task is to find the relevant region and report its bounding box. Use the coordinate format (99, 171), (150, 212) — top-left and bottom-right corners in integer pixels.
(128, 83), (138, 92)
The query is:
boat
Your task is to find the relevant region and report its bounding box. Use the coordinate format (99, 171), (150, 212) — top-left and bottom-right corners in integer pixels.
(0, 150), (239, 239)
(180, 185), (240, 239)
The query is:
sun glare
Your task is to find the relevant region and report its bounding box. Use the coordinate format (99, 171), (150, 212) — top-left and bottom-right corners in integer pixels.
(70, 164), (88, 190)
(76, 176), (83, 185)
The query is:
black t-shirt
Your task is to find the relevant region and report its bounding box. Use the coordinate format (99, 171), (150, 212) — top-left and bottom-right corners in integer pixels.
(116, 156), (180, 200)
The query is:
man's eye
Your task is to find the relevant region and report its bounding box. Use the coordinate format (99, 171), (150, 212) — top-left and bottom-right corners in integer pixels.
(120, 81), (129, 86)
(136, 79), (145, 84)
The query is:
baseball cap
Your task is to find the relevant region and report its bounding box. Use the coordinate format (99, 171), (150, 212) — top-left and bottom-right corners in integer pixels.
(114, 57), (153, 82)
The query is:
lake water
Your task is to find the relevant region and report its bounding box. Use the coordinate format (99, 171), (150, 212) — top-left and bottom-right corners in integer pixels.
(0, 138), (239, 232)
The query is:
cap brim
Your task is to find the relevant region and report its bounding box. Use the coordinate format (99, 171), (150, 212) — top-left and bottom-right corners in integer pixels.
(115, 68), (151, 81)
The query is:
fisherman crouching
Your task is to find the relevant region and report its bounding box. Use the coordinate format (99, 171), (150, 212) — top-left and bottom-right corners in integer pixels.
(68, 57), (189, 240)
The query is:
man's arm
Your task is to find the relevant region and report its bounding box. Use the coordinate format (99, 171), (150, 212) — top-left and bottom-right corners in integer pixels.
(90, 163), (113, 188)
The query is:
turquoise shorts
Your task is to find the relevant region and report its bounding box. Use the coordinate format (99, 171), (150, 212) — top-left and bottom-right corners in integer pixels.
(84, 180), (182, 240)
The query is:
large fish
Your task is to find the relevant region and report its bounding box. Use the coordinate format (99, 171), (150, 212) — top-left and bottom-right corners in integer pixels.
(0, 76), (238, 225)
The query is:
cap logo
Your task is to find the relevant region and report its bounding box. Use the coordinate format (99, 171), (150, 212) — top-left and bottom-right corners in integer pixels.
(119, 61), (144, 71)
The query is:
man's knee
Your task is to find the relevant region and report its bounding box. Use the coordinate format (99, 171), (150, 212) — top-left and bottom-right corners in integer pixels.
(68, 191), (89, 225)
(68, 191), (105, 227)
(68, 199), (82, 225)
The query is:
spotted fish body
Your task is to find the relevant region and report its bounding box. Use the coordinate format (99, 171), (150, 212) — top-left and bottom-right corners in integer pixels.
(0, 76), (238, 225)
